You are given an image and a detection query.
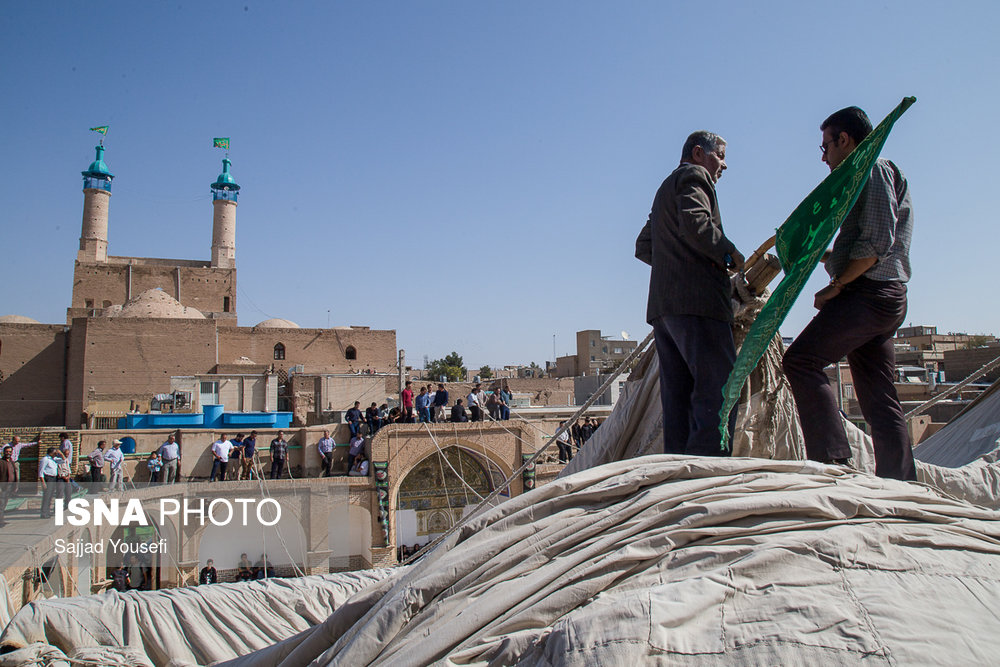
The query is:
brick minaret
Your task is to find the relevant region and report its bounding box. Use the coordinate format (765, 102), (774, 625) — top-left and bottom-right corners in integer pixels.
(78, 145), (114, 263)
(210, 158), (240, 269)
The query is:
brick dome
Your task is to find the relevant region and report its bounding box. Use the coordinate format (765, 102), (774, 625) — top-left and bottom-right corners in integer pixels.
(114, 289), (205, 319)
(254, 318), (300, 328)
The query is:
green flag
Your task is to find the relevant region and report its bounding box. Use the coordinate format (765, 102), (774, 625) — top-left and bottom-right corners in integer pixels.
(718, 96), (916, 450)
(89, 126), (109, 135)
(213, 137), (230, 150)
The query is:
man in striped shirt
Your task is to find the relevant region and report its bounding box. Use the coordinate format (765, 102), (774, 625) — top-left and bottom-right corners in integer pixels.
(6, 435), (35, 493)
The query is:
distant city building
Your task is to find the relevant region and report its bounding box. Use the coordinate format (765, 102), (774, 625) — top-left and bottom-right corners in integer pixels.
(554, 330), (638, 378)
(573, 373), (628, 407)
(820, 324), (1000, 444)
(942, 343), (1000, 385)
(894, 325), (996, 377)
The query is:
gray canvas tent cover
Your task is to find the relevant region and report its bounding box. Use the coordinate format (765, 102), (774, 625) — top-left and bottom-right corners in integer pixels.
(5, 296), (1000, 665)
(913, 377), (1000, 467)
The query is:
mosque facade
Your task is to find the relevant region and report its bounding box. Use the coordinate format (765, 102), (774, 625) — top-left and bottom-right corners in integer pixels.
(0, 146), (398, 428)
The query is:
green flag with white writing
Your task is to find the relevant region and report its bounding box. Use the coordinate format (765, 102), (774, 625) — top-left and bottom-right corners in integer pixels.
(718, 96), (916, 450)
(213, 137), (230, 150)
(90, 126), (109, 135)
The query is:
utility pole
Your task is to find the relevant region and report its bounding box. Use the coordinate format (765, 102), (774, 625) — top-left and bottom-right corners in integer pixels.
(398, 349), (406, 399)
(836, 359), (844, 411)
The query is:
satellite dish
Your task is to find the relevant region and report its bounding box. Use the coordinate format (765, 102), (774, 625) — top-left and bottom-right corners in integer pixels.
(621, 331), (630, 340)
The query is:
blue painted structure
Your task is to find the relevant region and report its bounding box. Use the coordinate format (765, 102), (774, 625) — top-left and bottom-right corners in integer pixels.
(118, 405), (292, 430)
(82, 145), (114, 191)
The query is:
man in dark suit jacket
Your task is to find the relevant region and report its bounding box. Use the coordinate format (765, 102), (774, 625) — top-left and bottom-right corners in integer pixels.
(635, 131), (744, 456)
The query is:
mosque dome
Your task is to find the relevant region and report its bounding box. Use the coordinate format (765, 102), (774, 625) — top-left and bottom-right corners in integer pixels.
(254, 318), (300, 329)
(114, 289), (205, 319)
(0, 315), (41, 324)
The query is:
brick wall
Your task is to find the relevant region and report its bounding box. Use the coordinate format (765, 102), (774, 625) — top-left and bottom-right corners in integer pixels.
(66, 318), (218, 424)
(220, 326), (396, 374)
(69, 425), (362, 482)
(942, 345), (1000, 383)
(289, 374), (399, 425)
(411, 378), (575, 407)
(69, 259), (236, 322)
(0, 324), (68, 427)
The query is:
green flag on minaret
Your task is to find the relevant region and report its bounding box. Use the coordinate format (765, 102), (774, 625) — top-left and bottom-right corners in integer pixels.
(213, 137), (230, 150)
(717, 96), (916, 451)
(90, 126), (109, 135)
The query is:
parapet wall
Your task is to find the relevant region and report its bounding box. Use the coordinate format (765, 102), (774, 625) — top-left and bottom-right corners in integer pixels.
(0, 324), (68, 427)
(69, 260), (236, 322)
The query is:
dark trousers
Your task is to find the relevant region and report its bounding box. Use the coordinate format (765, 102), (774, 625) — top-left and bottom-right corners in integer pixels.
(557, 440), (573, 463)
(270, 458), (286, 480)
(652, 313), (737, 457)
(209, 460), (228, 482)
(783, 278), (915, 480)
(469, 406), (482, 422)
(321, 452), (334, 477)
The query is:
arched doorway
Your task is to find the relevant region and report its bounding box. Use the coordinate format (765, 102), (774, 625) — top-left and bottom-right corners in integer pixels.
(395, 446), (508, 558)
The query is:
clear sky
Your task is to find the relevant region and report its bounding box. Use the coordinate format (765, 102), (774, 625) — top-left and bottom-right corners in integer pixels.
(2, 2), (997, 370)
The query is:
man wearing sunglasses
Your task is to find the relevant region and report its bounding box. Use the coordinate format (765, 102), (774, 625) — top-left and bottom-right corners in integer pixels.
(636, 131), (745, 457)
(783, 106), (915, 481)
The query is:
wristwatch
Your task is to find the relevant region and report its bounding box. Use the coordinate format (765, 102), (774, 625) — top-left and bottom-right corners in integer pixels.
(829, 276), (844, 289)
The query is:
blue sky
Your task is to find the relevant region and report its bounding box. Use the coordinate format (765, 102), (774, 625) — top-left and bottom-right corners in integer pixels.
(2, 2), (997, 369)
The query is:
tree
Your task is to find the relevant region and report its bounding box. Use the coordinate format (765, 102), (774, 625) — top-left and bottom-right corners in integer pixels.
(479, 365), (493, 379)
(426, 352), (467, 382)
(964, 335), (995, 349)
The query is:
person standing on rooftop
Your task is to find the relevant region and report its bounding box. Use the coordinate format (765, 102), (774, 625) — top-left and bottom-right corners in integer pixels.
(636, 130), (745, 456)
(783, 105), (916, 481)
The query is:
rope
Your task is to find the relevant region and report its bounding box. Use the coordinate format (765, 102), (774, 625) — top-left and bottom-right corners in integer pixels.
(905, 351), (1000, 419)
(248, 443), (306, 578)
(421, 424), (484, 501)
(474, 416), (509, 495)
(400, 330), (655, 566)
(118, 468), (187, 586)
(456, 445), (471, 506)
